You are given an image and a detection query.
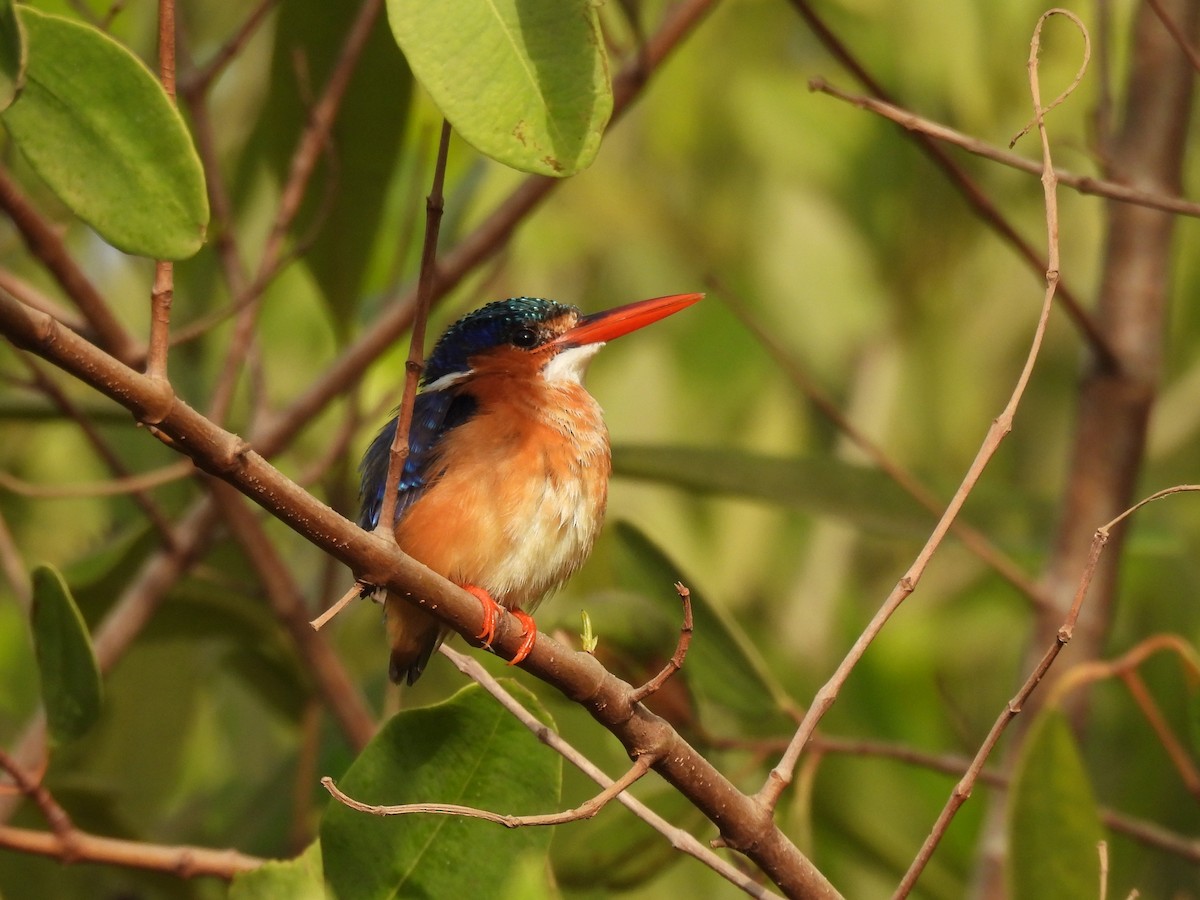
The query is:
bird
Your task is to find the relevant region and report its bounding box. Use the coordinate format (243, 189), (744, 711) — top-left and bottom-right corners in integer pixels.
(358, 292), (701, 685)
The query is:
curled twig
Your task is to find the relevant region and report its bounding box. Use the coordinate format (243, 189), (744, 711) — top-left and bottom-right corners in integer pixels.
(630, 582), (694, 704)
(322, 756), (653, 827)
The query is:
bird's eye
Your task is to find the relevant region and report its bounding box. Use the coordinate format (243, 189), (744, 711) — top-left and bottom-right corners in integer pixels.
(511, 327), (539, 349)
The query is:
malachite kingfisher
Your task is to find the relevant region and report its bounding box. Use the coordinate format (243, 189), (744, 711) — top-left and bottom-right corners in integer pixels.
(358, 292), (702, 685)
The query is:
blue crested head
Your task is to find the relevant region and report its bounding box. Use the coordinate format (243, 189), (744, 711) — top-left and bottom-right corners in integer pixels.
(422, 297), (577, 386)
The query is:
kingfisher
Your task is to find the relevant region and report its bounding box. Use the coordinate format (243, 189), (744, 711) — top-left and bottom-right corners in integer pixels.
(358, 292), (701, 685)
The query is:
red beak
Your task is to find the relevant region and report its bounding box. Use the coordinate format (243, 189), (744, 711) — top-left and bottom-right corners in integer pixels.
(552, 292), (702, 348)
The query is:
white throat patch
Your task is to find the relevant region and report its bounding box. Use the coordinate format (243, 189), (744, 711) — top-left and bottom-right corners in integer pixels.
(542, 342), (604, 385)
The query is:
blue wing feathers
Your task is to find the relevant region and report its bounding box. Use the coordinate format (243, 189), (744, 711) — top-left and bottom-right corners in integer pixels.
(357, 390), (478, 531)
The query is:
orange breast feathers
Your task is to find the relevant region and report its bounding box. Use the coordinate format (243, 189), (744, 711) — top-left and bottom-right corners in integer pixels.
(393, 361), (612, 612)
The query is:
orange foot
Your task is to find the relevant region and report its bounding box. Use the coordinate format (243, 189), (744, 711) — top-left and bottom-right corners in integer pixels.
(464, 584), (501, 648)
(507, 609), (537, 666)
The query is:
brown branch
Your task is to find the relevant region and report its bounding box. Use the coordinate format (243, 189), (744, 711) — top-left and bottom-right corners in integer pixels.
(148, 0), (177, 386)
(809, 733), (1200, 865)
(0, 287), (838, 896)
(0, 750), (71, 840)
(629, 582), (694, 704)
(180, 0), (279, 96)
(19, 357), (180, 545)
(899, 487), (1200, 896)
(1146, 0), (1200, 72)
(758, 9), (1080, 815)
(0, 167), (141, 365)
(0, 460), (193, 498)
(310, 581), (367, 631)
(786, 0), (1116, 369)
(0, 825), (263, 879)
(207, 0), (384, 426)
(0, 510), (31, 608)
(716, 279), (1048, 609)
(809, 78), (1200, 221)
(373, 120), (451, 544)
(893, 14), (1086, 894)
(1027, 0), (1197, 754)
(207, 480), (377, 752)
(0, 269), (86, 332)
(323, 756), (653, 826)
(0, 748), (261, 878)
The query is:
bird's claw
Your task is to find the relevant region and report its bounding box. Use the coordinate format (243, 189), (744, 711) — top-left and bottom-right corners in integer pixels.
(463, 585), (536, 663)
(465, 584), (500, 648)
(507, 609), (537, 666)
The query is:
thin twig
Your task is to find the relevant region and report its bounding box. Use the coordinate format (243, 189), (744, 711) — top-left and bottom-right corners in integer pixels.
(0, 167), (141, 365)
(310, 581), (369, 631)
(373, 120), (452, 543)
(757, 5), (1085, 822)
(892, 13), (1087, 895)
(0, 269), (86, 333)
(439, 645), (781, 899)
(18, 357), (179, 546)
(180, 0), (280, 96)
(206, 0), (384, 426)
(1146, 0), (1200, 73)
(0, 461), (193, 498)
(630, 582), (694, 704)
(208, 481), (376, 751)
(0, 511), (31, 608)
(0, 825), (264, 879)
(323, 756), (653, 826)
(808, 79), (1200, 222)
(786, 0), (1116, 370)
(716, 279), (1047, 609)
(0, 750), (73, 841)
(149, 0), (178, 399)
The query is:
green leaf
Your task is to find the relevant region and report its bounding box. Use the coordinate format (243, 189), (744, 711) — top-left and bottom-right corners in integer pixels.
(0, 0), (25, 111)
(386, 0), (611, 176)
(230, 842), (326, 900)
(613, 444), (935, 535)
(611, 523), (795, 735)
(320, 682), (560, 899)
(2, 8), (208, 259)
(256, 4), (411, 330)
(1008, 709), (1104, 899)
(30, 564), (103, 743)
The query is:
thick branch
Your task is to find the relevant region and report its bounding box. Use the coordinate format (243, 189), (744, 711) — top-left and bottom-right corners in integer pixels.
(0, 290), (839, 898)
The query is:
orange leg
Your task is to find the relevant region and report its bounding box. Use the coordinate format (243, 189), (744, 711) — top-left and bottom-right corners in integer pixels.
(507, 609), (537, 666)
(464, 584), (500, 647)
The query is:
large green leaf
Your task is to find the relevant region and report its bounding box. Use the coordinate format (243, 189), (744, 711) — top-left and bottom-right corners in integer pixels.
(320, 682), (560, 899)
(613, 444), (935, 535)
(229, 842), (325, 900)
(256, 3), (411, 329)
(611, 523), (795, 735)
(387, 0), (611, 176)
(2, 8), (208, 259)
(0, 0), (24, 111)
(30, 564), (102, 743)
(1008, 709), (1104, 899)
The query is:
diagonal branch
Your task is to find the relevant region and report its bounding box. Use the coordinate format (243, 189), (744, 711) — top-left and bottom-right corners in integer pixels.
(0, 284), (840, 897)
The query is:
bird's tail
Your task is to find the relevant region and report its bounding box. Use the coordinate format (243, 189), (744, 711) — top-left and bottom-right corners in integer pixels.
(384, 593), (446, 685)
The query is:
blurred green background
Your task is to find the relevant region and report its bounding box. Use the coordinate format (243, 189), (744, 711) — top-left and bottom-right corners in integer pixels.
(1, 0), (1198, 897)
